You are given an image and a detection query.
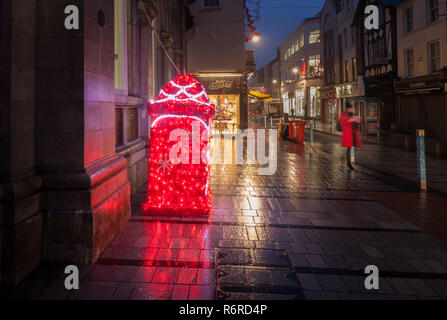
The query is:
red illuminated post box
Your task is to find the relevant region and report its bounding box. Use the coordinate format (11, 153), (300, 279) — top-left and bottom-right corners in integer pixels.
(142, 75), (215, 215)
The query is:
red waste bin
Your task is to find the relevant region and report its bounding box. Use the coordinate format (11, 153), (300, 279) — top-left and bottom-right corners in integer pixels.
(295, 121), (306, 144)
(289, 120), (306, 143)
(288, 120), (299, 140)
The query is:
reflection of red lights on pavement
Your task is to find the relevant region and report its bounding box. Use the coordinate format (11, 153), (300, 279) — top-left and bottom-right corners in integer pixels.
(143, 75), (215, 215)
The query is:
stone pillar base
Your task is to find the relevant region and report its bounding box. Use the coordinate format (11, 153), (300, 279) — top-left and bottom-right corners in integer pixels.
(2, 214), (43, 286)
(43, 155), (131, 264)
(1, 175), (43, 286)
(0, 228), (2, 287)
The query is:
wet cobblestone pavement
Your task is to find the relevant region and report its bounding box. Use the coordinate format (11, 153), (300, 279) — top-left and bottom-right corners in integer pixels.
(3, 134), (447, 300)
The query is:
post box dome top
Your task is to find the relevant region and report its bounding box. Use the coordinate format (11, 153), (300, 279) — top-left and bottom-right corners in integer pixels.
(147, 74), (215, 117)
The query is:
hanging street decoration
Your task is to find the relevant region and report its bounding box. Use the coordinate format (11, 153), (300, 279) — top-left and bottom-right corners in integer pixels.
(143, 74), (215, 215)
(244, 0), (261, 41)
(300, 58), (306, 77)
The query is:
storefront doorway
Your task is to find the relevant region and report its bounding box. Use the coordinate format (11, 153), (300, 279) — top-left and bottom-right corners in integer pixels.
(210, 94), (240, 132)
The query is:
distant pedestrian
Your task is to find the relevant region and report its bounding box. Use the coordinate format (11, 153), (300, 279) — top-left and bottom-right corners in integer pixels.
(340, 103), (362, 170)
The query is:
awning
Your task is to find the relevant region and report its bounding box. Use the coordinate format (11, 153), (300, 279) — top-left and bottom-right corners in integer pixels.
(248, 90), (272, 101)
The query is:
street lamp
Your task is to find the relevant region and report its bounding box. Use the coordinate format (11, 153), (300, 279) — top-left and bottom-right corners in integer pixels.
(292, 67), (298, 73)
(252, 35), (260, 42)
(272, 79), (277, 84)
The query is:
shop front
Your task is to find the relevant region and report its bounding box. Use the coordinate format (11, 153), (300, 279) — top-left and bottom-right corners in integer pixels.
(335, 83), (367, 134)
(362, 73), (395, 132)
(395, 75), (445, 137)
(308, 86), (321, 119)
(320, 86), (336, 130)
(196, 74), (248, 131)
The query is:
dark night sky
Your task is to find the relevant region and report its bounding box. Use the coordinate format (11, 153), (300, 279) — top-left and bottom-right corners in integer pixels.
(246, 0), (325, 69)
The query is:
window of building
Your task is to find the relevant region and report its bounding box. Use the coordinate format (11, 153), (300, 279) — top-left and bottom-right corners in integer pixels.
(346, 0), (351, 13)
(114, 0), (131, 147)
(291, 45), (295, 55)
(343, 28), (348, 48)
(351, 57), (357, 80)
(309, 30), (320, 44)
(404, 6), (413, 32)
(351, 25), (355, 45)
(335, 0), (341, 13)
(344, 60), (349, 82)
(404, 48), (414, 77)
(427, 0), (439, 23)
(203, 0), (221, 9)
(114, 0), (128, 94)
(295, 40), (299, 52)
(287, 48), (290, 58)
(428, 41), (440, 73)
(126, 108), (139, 142)
(299, 34), (305, 48)
(115, 109), (124, 145)
(308, 55), (321, 78)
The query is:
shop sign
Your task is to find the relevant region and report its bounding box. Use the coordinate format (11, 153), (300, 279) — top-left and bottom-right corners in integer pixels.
(209, 79), (234, 90)
(396, 76), (441, 92)
(336, 85), (355, 98)
(198, 77), (247, 95)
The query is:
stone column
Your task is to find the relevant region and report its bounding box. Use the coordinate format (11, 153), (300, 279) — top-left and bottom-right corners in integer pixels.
(0, 0), (43, 286)
(36, 0), (130, 264)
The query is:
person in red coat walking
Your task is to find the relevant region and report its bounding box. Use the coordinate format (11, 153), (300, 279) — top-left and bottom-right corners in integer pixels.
(340, 103), (362, 170)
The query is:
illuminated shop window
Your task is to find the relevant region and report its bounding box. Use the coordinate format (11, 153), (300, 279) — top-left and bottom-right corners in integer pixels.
(308, 55), (321, 78)
(309, 30), (320, 44)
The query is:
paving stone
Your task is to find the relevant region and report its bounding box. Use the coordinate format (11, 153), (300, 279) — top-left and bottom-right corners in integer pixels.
(196, 269), (215, 285)
(316, 275), (348, 292)
(174, 268), (197, 286)
(108, 266), (139, 282)
(288, 253), (311, 268)
(217, 248), (252, 265)
(133, 267), (156, 283)
(71, 281), (119, 300)
(252, 249), (290, 267)
(152, 267), (180, 284)
(405, 279), (438, 297)
(130, 283), (173, 300)
(189, 285), (215, 300)
(305, 243), (324, 255)
(269, 270), (299, 287)
(83, 265), (115, 281)
(178, 249), (201, 262)
(171, 284), (190, 300)
(111, 282), (135, 300)
(296, 273), (322, 291)
(386, 278), (417, 296)
(217, 267), (246, 284)
(321, 255), (350, 269)
(305, 255), (328, 268)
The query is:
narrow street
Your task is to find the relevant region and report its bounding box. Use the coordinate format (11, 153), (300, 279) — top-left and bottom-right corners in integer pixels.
(4, 132), (447, 300)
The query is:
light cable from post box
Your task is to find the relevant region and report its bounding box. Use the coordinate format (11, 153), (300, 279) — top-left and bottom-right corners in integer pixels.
(138, 0), (182, 75)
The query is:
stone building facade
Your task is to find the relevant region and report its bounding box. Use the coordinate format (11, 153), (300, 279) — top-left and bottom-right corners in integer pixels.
(321, 0), (364, 131)
(0, 0), (189, 286)
(394, 0), (447, 156)
(186, 0), (249, 130)
(279, 16), (321, 119)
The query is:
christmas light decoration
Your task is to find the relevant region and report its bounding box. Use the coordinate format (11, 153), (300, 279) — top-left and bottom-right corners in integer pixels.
(142, 74), (215, 215)
(244, 0), (261, 41)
